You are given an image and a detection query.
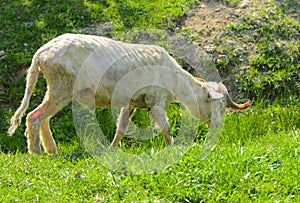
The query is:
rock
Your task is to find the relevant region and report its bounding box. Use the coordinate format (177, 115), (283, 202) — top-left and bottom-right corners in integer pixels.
(239, 1), (249, 9)
(0, 50), (5, 60)
(195, 4), (206, 9)
(204, 45), (216, 53)
(189, 12), (196, 17)
(226, 40), (237, 46)
(218, 54), (227, 60)
(236, 48), (245, 55)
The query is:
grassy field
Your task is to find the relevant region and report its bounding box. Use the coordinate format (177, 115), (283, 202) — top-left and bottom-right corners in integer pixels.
(0, 0), (299, 202)
(0, 103), (299, 202)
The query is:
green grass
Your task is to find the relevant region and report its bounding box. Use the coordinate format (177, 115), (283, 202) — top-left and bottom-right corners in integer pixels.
(1, 103), (299, 202)
(0, 131), (299, 202)
(0, 0), (299, 202)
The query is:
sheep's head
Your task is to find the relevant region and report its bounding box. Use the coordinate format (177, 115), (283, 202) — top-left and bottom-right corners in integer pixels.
(200, 81), (251, 130)
(212, 82), (251, 110)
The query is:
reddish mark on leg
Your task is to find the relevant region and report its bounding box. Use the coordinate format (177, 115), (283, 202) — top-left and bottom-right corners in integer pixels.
(32, 110), (42, 119)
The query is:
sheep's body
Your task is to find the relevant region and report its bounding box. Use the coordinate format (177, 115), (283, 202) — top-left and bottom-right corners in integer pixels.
(8, 34), (250, 155)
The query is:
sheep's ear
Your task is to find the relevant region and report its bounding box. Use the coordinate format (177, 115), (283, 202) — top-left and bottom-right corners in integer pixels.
(216, 82), (228, 94)
(206, 82), (219, 91)
(208, 91), (223, 100)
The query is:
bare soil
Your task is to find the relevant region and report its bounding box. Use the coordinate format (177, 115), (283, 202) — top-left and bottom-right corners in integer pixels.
(180, 0), (299, 96)
(183, 0), (299, 47)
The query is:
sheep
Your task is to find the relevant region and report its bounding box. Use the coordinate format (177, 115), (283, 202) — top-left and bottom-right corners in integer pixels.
(8, 33), (251, 155)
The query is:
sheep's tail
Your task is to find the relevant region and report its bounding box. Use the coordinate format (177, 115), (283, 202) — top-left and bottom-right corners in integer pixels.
(8, 55), (39, 136)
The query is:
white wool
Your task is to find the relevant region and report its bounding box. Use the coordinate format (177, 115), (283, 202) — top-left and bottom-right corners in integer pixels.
(8, 34), (244, 154)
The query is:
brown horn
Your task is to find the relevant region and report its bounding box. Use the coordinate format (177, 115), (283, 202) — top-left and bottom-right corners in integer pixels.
(224, 93), (251, 110)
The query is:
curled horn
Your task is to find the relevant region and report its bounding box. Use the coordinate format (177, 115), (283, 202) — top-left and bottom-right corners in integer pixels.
(224, 94), (251, 110)
(217, 82), (251, 110)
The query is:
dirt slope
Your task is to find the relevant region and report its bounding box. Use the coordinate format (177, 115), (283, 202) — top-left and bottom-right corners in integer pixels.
(180, 0), (299, 97)
(183, 0), (299, 49)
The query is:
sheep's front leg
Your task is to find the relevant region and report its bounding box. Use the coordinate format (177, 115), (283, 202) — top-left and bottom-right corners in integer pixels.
(110, 108), (135, 148)
(208, 100), (223, 131)
(150, 106), (173, 146)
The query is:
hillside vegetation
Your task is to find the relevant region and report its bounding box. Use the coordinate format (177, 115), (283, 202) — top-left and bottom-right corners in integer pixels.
(0, 0), (299, 202)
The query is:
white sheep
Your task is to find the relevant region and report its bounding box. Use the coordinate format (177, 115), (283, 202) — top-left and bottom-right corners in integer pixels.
(8, 33), (250, 155)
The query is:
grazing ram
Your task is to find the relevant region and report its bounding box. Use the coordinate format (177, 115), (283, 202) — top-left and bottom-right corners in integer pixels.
(8, 34), (250, 155)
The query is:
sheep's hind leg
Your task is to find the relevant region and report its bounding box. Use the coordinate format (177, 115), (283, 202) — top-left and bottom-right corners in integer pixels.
(40, 118), (57, 155)
(110, 108), (135, 148)
(39, 96), (70, 155)
(25, 103), (51, 154)
(26, 95), (70, 155)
